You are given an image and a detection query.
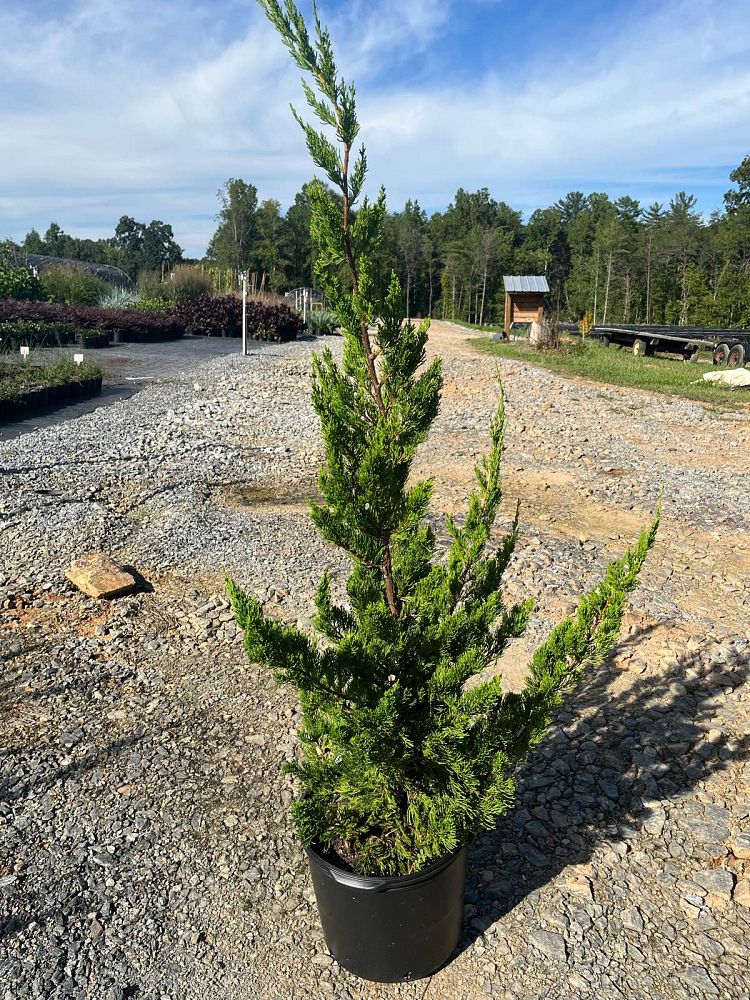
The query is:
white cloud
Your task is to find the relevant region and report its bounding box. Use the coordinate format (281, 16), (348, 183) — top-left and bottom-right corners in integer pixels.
(332, 0), (452, 69)
(358, 0), (750, 214)
(1, 0), (748, 253)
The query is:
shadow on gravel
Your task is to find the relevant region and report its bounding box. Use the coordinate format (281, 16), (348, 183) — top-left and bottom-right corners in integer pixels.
(0, 730), (153, 805)
(457, 640), (750, 955)
(0, 439), (219, 477)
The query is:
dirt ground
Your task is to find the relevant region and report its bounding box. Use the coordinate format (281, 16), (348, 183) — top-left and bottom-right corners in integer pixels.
(419, 320), (750, 690)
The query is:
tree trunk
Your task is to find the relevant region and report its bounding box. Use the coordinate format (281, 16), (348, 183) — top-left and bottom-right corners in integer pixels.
(479, 264), (488, 326)
(592, 247), (600, 324)
(712, 260), (730, 301)
(680, 260), (690, 326)
(602, 250), (613, 324)
(623, 270), (631, 323)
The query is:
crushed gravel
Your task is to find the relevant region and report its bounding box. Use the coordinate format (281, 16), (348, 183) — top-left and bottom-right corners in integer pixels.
(1, 325), (749, 1000)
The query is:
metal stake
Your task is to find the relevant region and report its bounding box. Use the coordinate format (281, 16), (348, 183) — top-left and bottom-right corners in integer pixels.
(241, 271), (248, 356)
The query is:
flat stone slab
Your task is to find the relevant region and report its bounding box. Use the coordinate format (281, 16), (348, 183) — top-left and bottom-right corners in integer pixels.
(66, 554), (137, 599)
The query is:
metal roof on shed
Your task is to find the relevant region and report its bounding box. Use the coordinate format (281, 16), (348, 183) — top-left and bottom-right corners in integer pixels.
(503, 275), (550, 293)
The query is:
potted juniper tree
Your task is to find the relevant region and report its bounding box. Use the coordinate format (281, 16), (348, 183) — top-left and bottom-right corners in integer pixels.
(228, 0), (660, 983)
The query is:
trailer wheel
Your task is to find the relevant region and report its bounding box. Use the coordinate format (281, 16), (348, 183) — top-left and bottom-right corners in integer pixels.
(633, 338), (648, 357)
(728, 343), (746, 369)
(713, 343), (730, 366)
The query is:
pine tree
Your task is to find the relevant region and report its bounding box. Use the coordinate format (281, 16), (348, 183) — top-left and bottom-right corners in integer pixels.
(228, 0), (661, 877)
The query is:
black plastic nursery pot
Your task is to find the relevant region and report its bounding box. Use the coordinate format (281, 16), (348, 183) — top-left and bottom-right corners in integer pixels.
(0, 376), (103, 425)
(305, 844), (467, 982)
(75, 332), (110, 349)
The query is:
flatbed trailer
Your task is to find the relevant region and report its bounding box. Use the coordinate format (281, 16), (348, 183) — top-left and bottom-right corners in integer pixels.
(591, 324), (750, 368)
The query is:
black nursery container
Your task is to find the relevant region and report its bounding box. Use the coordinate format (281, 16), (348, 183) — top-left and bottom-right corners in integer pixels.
(305, 844), (466, 982)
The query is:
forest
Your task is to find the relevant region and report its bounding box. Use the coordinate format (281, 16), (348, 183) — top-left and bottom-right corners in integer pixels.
(9, 155), (750, 329)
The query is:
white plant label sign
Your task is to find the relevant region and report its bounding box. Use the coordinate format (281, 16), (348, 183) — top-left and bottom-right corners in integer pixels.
(74, 353), (84, 365)
(20, 346), (30, 358)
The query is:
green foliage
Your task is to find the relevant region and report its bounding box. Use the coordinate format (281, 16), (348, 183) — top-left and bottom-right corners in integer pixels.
(306, 308), (339, 335)
(204, 178), (335, 292)
(41, 266), (108, 305)
(228, 1), (661, 878)
(724, 155), (750, 213)
(31, 221), (130, 274)
(12, 164), (750, 325)
(134, 297), (172, 313)
(0, 252), (45, 301)
(206, 178), (259, 272)
(113, 216), (183, 277)
(0, 319), (76, 351)
(136, 270), (165, 300)
(198, 264), (236, 294)
(167, 265), (213, 302)
(0, 357), (101, 402)
(134, 266), (212, 306)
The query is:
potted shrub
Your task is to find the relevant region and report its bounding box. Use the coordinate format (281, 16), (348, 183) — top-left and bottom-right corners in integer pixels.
(75, 329), (110, 350)
(307, 308), (340, 337)
(228, 1), (661, 983)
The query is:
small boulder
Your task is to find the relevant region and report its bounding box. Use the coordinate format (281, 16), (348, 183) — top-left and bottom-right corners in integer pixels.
(66, 554), (137, 599)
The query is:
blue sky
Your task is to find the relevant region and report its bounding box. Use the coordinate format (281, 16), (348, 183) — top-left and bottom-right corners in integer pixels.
(1, 0), (749, 256)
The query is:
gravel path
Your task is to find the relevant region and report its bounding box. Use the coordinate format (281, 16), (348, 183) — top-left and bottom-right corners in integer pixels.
(1, 324), (749, 1000)
(0, 336), (242, 442)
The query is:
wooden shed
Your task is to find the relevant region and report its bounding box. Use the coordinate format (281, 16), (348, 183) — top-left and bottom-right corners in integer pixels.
(503, 275), (550, 337)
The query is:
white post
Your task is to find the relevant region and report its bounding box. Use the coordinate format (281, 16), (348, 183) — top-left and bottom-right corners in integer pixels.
(241, 271), (248, 356)
(303, 288), (308, 327)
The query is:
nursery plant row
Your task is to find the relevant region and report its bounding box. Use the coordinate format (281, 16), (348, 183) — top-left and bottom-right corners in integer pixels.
(0, 295), (304, 348)
(0, 320), (113, 351)
(0, 358), (103, 423)
(0, 300), (185, 345)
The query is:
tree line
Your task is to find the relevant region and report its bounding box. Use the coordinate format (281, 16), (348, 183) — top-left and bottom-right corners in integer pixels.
(10, 155), (750, 327)
(16, 218), (183, 279)
(204, 159), (750, 328)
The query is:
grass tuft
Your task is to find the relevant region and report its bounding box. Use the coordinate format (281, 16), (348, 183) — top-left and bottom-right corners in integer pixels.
(472, 336), (749, 409)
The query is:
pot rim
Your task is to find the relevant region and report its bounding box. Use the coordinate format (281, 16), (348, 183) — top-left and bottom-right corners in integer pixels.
(305, 842), (466, 893)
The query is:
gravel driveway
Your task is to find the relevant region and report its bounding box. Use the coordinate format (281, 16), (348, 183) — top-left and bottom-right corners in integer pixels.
(0, 335), (242, 442)
(1, 323), (749, 1000)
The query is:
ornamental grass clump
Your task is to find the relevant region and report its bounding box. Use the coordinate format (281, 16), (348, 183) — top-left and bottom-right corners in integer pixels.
(228, 0), (660, 878)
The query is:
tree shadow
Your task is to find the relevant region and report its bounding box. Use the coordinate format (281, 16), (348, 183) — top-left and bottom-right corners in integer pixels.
(457, 636), (750, 952)
(0, 729), (152, 805)
(0, 650), (138, 702)
(0, 724), (155, 946)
